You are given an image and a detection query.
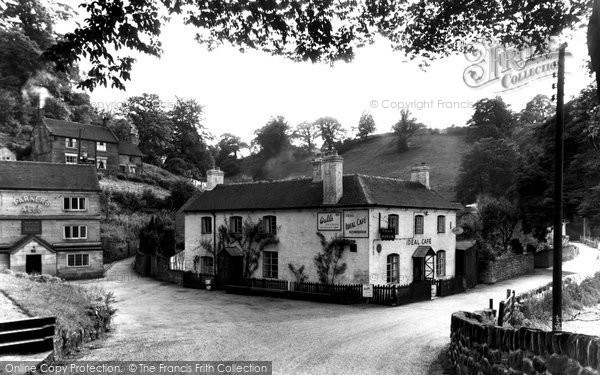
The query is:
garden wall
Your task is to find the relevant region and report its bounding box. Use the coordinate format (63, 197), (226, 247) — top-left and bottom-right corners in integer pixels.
(479, 253), (534, 284)
(134, 252), (183, 285)
(449, 310), (600, 375)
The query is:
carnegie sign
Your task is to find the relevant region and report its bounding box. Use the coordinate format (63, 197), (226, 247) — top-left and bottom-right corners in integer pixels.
(344, 210), (369, 238)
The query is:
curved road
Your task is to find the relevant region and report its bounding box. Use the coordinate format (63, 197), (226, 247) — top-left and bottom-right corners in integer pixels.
(71, 244), (600, 375)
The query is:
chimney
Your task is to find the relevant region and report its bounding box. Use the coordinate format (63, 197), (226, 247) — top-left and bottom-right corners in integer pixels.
(129, 124), (140, 145)
(102, 117), (109, 127)
(322, 149), (343, 204)
(206, 167), (224, 190)
(312, 153), (322, 183)
(411, 164), (430, 189)
(36, 108), (45, 125)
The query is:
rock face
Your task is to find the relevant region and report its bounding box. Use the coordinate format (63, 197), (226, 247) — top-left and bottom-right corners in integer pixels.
(448, 311), (600, 375)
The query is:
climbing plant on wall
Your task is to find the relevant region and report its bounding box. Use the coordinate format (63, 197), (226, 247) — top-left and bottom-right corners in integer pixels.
(314, 233), (352, 284)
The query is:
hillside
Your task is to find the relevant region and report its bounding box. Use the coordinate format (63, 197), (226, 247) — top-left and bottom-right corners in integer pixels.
(235, 133), (466, 199)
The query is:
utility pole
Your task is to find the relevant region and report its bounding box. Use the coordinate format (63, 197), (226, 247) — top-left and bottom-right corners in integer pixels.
(552, 43), (567, 332)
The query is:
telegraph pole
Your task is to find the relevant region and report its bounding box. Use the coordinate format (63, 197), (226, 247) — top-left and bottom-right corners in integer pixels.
(552, 43), (567, 331)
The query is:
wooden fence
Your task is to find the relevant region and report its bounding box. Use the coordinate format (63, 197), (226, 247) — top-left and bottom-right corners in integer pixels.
(498, 289), (516, 326)
(436, 277), (466, 297)
(579, 236), (599, 248)
(182, 272), (214, 289)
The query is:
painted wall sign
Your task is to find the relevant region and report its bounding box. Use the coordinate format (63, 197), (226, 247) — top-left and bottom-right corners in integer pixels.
(22, 220), (42, 234)
(406, 238), (432, 246)
(344, 210), (369, 238)
(317, 212), (341, 231)
(13, 195), (51, 214)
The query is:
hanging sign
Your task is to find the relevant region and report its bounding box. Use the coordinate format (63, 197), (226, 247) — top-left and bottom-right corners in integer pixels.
(344, 210), (369, 238)
(317, 212), (342, 231)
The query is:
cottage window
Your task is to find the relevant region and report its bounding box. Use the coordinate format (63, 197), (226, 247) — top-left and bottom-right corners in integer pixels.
(230, 216), (243, 234)
(63, 197), (86, 211)
(96, 142), (107, 151)
(387, 254), (400, 283)
(65, 138), (77, 148)
(67, 253), (89, 267)
(263, 251), (278, 278)
(64, 225), (87, 239)
(262, 216), (277, 235)
(201, 217), (212, 234)
(436, 250), (446, 277)
(388, 214), (399, 235)
(414, 215), (424, 235)
(437, 215), (446, 233)
(65, 153), (78, 164)
(96, 157), (107, 170)
(128, 165), (136, 174)
(200, 256), (214, 274)
(349, 242), (358, 252)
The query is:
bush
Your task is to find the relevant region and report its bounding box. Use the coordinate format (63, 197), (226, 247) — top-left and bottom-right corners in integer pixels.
(127, 174), (143, 183)
(116, 173), (126, 180)
(139, 214), (176, 257)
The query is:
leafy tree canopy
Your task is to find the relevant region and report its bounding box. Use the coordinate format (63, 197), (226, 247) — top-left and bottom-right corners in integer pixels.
(466, 97), (515, 143)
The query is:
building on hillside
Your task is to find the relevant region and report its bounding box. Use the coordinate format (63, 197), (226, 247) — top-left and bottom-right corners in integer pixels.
(0, 161), (104, 279)
(31, 111), (143, 175)
(0, 146), (16, 161)
(182, 151), (462, 285)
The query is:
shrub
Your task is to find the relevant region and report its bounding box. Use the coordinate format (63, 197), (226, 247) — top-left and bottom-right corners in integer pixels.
(127, 174), (143, 183)
(116, 173), (126, 180)
(139, 214), (176, 257)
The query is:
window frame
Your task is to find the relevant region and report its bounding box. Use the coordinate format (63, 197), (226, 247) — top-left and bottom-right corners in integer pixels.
(65, 153), (78, 164)
(65, 138), (77, 148)
(96, 141), (107, 151)
(436, 250), (446, 277)
(230, 216), (243, 234)
(63, 197), (87, 212)
(437, 215), (446, 234)
(262, 251), (278, 279)
(388, 214), (399, 235)
(262, 215), (277, 235)
(63, 225), (88, 240)
(386, 253), (400, 283)
(96, 157), (107, 170)
(414, 215), (424, 235)
(67, 253), (90, 267)
(201, 217), (212, 234)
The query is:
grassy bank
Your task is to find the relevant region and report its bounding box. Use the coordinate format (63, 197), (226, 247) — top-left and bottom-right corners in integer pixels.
(0, 271), (115, 332)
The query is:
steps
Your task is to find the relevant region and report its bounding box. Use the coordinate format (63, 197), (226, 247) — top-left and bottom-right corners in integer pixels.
(0, 317), (55, 355)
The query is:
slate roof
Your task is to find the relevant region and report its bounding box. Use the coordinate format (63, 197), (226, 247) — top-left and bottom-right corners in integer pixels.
(118, 141), (144, 157)
(0, 161), (100, 191)
(184, 174), (462, 212)
(43, 118), (118, 143)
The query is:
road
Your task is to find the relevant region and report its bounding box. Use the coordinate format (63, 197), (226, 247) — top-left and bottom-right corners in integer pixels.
(70, 243), (600, 375)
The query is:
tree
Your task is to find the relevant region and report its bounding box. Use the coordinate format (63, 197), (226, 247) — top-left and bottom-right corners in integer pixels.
(519, 95), (555, 127)
(478, 196), (519, 255)
(391, 109), (425, 152)
(216, 133), (247, 176)
(314, 233), (352, 284)
(357, 111), (376, 140)
(315, 116), (345, 150)
(252, 116), (292, 158)
(294, 121), (320, 150)
(456, 138), (520, 204)
(466, 97), (515, 143)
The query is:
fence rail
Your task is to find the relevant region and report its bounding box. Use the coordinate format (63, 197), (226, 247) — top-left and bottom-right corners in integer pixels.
(498, 289), (516, 326)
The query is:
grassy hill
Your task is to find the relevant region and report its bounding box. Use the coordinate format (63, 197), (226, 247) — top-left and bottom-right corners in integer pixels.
(235, 133), (466, 198)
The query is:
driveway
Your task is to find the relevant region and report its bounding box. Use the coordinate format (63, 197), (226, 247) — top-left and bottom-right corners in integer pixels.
(70, 244), (600, 375)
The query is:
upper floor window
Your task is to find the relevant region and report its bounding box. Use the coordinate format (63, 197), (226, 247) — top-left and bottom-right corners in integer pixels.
(263, 251), (278, 279)
(67, 253), (89, 267)
(230, 216), (243, 234)
(201, 217), (212, 234)
(64, 225), (87, 240)
(63, 197), (86, 211)
(262, 215), (277, 235)
(387, 254), (400, 283)
(97, 142), (107, 151)
(388, 214), (399, 235)
(65, 153), (77, 164)
(414, 215), (424, 235)
(436, 250), (446, 277)
(65, 138), (77, 148)
(437, 215), (446, 233)
(96, 157), (107, 170)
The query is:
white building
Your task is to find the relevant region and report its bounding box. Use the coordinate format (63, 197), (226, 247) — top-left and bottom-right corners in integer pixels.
(183, 151), (462, 285)
(0, 146), (16, 161)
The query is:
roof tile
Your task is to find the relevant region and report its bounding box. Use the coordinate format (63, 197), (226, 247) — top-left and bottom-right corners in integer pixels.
(43, 118), (118, 143)
(0, 161), (100, 191)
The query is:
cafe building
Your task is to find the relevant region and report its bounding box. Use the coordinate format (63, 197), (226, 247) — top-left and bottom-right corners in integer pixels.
(0, 161), (104, 279)
(183, 151), (462, 286)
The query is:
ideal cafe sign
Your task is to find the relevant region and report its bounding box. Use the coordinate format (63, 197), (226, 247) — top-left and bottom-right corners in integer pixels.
(13, 195), (51, 214)
(344, 210), (369, 238)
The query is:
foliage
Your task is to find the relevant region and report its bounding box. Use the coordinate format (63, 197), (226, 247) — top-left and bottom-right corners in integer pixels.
(166, 180), (198, 210)
(466, 97), (515, 143)
(518, 95), (555, 127)
(456, 138), (519, 203)
(357, 111), (376, 140)
(392, 109), (425, 152)
(138, 214), (176, 257)
(216, 133), (247, 176)
(252, 116), (292, 158)
(217, 218), (279, 279)
(315, 116), (345, 150)
(314, 233), (352, 284)
(294, 121), (320, 150)
(478, 196), (519, 254)
(288, 264), (308, 283)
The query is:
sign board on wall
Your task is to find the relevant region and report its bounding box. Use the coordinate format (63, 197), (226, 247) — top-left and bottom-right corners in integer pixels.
(344, 210), (369, 238)
(362, 284), (373, 298)
(317, 212), (342, 231)
(22, 220), (42, 234)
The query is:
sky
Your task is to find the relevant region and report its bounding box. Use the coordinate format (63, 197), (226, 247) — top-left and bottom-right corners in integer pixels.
(60, 9), (594, 144)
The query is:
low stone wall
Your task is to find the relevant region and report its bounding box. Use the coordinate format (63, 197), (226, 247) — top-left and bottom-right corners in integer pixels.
(534, 245), (579, 268)
(134, 251), (183, 285)
(449, 311), (600, 375)
(479, 253), (534, 284)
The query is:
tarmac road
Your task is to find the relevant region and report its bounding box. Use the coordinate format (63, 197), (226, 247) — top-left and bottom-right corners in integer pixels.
(70, 243), (600, 375)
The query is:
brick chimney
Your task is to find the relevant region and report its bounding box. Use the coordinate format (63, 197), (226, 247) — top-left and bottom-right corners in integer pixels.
(312, 153), (322, 183)
(206, 168), (224, 190)
(322, 149), (343, 204)
(36, 108), (45, 125)
(411, 164), (430, 189)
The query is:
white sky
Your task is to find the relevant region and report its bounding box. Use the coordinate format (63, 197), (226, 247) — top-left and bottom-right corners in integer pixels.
(60, 10), (593, 144)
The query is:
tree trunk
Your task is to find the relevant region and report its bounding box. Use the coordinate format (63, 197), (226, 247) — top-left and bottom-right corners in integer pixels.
(589, 0), (600, 102)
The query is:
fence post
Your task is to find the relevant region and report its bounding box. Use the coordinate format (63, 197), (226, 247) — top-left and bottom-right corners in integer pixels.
(489, 299), (493, 310)
(498, 301), (505, 326)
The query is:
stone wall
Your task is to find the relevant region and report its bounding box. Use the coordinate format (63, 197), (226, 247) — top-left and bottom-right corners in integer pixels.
(479, 253), (534, 284)
(449, 311), (600, 375)
(134, 252), (183, 285)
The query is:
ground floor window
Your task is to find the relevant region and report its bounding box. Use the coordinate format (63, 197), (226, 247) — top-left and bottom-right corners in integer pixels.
(96, 157), (107, 170)
(64, 225), (87, 239)
(201, 256), (214, 274)
(387, 253), (400, 283)
(263, 251), (278, 279)
(65, 153), (77, 164)
(436, 250), (446, 277)
(67, 253), (89, 267)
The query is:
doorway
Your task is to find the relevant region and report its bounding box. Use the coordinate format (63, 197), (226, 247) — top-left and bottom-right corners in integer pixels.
(26, 254), (42, 274)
